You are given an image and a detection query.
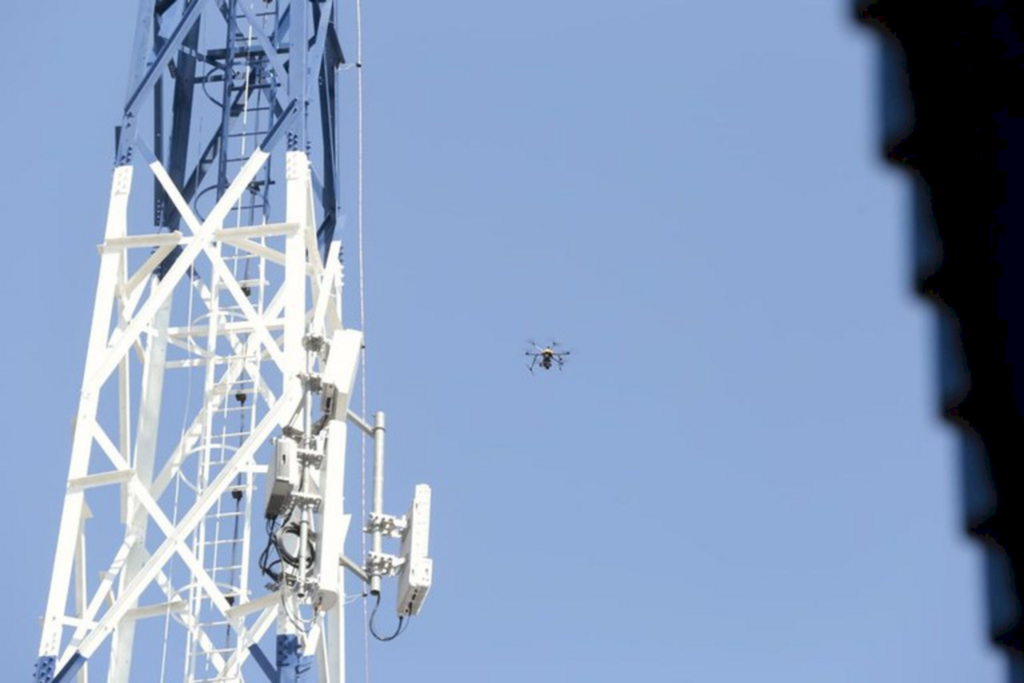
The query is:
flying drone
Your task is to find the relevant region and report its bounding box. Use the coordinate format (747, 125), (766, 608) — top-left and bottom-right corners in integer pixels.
(526, 340), (571, 373)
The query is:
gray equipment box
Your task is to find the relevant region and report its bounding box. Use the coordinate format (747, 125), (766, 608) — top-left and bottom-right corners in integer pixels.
(265, 438), (298, 518)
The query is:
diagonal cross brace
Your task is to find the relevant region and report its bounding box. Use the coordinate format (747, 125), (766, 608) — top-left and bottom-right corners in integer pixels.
(59, 382), (303, 667)
(85, 147), (272, 392)
(143, 148), (290, 371)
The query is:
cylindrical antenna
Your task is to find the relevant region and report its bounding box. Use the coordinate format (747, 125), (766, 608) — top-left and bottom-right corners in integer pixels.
(371, 411), (386, 595)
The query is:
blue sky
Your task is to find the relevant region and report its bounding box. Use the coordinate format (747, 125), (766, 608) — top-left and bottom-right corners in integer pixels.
(0, 1), (1007, 681)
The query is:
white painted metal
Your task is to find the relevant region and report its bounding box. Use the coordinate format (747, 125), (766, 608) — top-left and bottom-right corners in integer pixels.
(315, 330), (363, 612)
(108, 290), (172, 683)
(370, 412), (386, 596)
(40, 165), (133, 663)
(397, 485), (433, 617)
(37, 148), (360, 681)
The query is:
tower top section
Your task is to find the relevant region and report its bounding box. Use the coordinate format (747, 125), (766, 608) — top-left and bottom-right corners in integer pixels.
(117, 0), (345, 257)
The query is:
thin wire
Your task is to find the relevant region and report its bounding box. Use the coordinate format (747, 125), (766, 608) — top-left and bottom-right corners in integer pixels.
(355, 0), (371, 681)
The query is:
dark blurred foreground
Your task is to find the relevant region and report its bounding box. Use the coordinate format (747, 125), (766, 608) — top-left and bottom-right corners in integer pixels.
(856, 1), (1024, 678)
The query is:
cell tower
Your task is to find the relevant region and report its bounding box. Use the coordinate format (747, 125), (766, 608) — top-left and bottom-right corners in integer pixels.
(34, 2), (432, 681)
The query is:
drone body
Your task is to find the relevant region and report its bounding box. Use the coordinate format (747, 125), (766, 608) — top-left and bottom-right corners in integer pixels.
(526, 341), (571, 373)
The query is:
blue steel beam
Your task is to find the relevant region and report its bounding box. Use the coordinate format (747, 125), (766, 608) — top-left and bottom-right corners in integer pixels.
(157, 19), (201, 229)
(118, 0), (214, 164)
(138, 0), (343, 256)
(126, 0), (157, 104)
(288, 0), (309, 152)
(308, 0), (336, 90)
(314, 0), (343, 252)
(249, 643), (279, 682)
(231, 0), (293, 97)
(277, 635), (313, 683)
(160, 66), (283, 230)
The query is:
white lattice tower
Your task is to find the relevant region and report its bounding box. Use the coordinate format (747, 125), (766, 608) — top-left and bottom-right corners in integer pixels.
(34, 4), (433, 681)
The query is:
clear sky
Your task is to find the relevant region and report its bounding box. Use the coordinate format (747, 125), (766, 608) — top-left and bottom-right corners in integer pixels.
(0, 1), (1007, 681)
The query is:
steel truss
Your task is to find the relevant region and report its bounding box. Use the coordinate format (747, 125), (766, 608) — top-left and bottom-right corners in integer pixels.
(34, 1), (369, 681)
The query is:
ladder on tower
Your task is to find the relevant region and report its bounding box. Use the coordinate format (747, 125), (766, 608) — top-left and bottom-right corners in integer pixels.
(185, 254), (267, 682)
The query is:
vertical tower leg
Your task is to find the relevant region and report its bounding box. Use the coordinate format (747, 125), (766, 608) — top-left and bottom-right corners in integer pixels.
(36, 166), (133, 680)
(109, 290), (172, 683)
